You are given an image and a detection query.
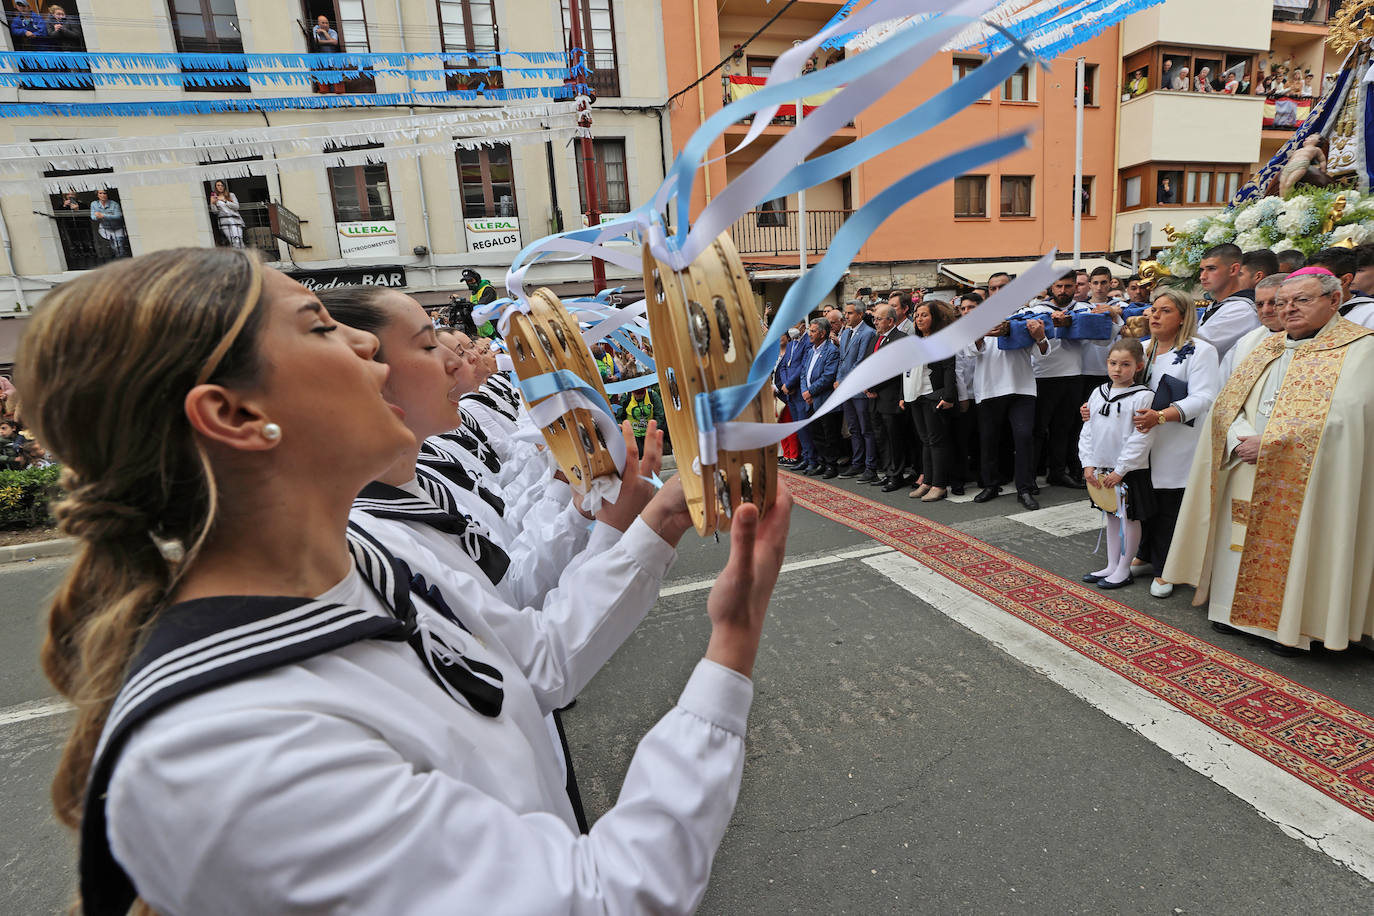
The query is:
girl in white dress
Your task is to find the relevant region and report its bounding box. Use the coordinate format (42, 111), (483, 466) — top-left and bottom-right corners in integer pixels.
(1079, 338), (1157, 589)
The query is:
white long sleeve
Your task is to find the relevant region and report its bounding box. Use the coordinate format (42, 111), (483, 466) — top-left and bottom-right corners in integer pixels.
(108, 629), (752, 916)
(355, 511), (676, 711)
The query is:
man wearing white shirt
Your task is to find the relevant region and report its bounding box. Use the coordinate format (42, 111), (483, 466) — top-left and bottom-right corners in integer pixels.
(972, 308), (1048, 511)
(1196, 243), (1261, 356)
(1028, 272), (1089, 489)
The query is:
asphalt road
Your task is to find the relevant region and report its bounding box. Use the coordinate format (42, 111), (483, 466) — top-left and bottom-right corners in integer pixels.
(2, 479), (1372, 914)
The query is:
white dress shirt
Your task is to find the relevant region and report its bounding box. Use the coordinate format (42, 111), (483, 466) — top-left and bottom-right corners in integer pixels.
(1077, 300), (1125, 376)
(1145, 337), (1221, 488)
(974, 337), (1038, 401)
(955, 344), (978, 402)
(107, 539), (755, 915)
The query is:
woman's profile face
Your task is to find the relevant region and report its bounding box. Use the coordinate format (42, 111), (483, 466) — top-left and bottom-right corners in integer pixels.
(365, 291), (470, 440)
(247, 269), (414, 482)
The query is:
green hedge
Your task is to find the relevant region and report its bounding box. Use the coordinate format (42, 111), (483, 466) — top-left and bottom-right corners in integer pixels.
(0, 465), (62, 529)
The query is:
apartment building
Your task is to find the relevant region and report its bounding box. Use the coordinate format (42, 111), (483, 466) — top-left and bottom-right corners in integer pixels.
(0, 0), (670, 365)
(662, 0), (1123, 304)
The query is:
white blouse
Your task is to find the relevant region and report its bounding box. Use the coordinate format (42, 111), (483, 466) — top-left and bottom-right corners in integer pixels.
(1144, 337), (1221, 489)
(108, 546), (754, 915)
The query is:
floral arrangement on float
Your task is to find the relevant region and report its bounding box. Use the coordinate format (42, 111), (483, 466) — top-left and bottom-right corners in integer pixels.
(1154, 186), (1372, 280)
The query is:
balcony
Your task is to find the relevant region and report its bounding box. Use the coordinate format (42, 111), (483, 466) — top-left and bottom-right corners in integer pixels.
(729, 209), (851, 257)
(1272, 0), (1343, 25)
(213, 202), (285, 262)
(49, 208), (130, 271)
(1118, 90), (1265, 168)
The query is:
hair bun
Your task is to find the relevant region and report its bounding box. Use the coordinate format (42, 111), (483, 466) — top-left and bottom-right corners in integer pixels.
(55, 477), (151, 543)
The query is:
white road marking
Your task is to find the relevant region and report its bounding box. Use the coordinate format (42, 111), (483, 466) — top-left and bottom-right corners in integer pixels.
(659, 545), (895, 597)
(1007, 500), (1103, 537)
(863, 550), (1374, 883)
(0, 697), (71, 729)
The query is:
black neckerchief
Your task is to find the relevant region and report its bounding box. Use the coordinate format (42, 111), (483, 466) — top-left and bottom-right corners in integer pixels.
(463, 388), (519, 423)
(79, 524), (503, 916)
(417, 440), (506, 516)
(354, 479), (510, 584)
(438, 413), (502, 474)
(1096, 383), (1150, 416)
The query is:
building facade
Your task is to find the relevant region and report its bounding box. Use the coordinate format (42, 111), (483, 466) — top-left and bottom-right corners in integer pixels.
(0, 0), (671, 366)
(661, 0), (1123, 305)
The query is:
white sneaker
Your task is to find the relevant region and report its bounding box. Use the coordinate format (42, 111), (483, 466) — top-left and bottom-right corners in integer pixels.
(1149, 578), (1173, 599)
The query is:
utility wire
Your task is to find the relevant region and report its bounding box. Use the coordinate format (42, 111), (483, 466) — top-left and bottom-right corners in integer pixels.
(665, 0), (799, 106)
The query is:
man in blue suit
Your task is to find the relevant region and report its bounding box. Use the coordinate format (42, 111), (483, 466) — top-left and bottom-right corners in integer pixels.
(773, 325), (808, 468)
(798, 317), (840, 477)
(835, 300), (878, 480)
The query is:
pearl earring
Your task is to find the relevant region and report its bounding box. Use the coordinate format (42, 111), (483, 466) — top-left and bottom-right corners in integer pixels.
(262, 422), (282, 442)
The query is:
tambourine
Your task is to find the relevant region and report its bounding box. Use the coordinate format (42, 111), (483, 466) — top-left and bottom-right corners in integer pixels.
(644, 232), (777, 535)
(505, 287), (619, 493)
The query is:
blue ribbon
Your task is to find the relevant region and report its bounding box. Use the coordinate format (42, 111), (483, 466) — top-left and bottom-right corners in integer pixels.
(702, 131), (1031, 430)
(515, 368), (616, 423)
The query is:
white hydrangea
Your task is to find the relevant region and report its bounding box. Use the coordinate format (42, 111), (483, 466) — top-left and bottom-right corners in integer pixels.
(1253, 197), (1284, 220)
(1233, 207), (1262, 232)
(1340, 189), (1361, 207)
(1275, 209), (1306, 236)
(1283, 196), (1313, 215)
(1234, 228), (1269, 252)
(1203, 223), (1233, 244)
(1271, 237), (1299, 252)
(1214, 208), (1236, 226)
(1328, 223), (1371, 246)
(1181, 217), (1205, 234)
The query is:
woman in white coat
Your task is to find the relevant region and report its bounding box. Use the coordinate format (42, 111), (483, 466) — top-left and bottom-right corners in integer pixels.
(1132, 288), (1221, 597)
(18, 248), (793, 916)
(209, 179), (245, 248)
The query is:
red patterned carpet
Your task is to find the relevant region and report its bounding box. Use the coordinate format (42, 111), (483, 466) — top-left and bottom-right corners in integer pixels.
(784, 472), (1374, 822)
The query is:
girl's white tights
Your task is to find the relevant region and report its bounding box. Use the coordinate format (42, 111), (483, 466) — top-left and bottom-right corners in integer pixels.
(1093, 518), (1141, 584)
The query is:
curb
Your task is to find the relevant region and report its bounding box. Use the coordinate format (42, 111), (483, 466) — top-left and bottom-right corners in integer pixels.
(0, 537), (77, 566)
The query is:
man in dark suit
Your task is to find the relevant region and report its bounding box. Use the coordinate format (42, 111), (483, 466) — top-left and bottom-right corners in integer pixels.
(865, 305), (909, 492)
(773, 325), (808, 468)
(836, 300), (878, 480)
(797, 318), (840, 476)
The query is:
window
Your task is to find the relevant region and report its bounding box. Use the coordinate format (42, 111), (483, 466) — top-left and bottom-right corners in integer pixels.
(756, 197), (787, 228)
(437, 0), (504, 91)
(562, 0), (620, 97)
(328, 146), (394, 222)
(954, 175), (987, 218)
(1123, 175), (1142, 209)
(456, 144), (517, 218)
(576, 139), (629, 214)
(1001, 65), (1030, 101)
(1000, 176), (1033, 218)
(952, 57), (982, 82)
(7, 0), (92, 89)
(747, 57), (774, 78)
(1074, 176), (1094, 216)
(203, 172), (280, 260)
(1119, 163), (1245, 210)
(301, 1), (374, 93)
(168, 0), (249, 92)
(1081, 64), (1098, 107)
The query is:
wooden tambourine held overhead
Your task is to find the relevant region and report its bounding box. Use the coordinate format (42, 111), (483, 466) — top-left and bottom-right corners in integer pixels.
(505, 287), (619, 493)
(644, 232), (777, 536)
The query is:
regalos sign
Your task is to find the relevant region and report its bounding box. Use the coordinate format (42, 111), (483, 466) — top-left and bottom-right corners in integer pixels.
(338, 221), (400, 258)
(464, 216), (520, 254)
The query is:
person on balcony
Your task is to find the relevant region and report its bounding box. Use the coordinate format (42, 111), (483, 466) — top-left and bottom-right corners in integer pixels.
(90, 189), (129, 259)
(209, 181), (246, 249)
(311, 14), (345, 94)
(39, 4), (82, 51)
(8, 1), (47, 50)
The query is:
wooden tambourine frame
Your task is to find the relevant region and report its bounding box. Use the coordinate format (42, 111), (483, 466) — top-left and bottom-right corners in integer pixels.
(644, 233), (777, 535)
(505, 287), (619, 494)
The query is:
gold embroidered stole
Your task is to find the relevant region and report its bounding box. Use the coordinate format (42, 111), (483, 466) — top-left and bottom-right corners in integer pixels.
(1208, 319), (1370, 629)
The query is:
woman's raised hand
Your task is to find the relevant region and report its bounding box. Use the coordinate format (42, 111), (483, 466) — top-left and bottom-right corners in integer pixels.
(704, 483), (794, 678)
(594, 420), (664, 532)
